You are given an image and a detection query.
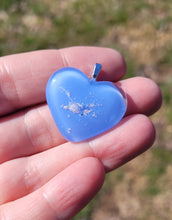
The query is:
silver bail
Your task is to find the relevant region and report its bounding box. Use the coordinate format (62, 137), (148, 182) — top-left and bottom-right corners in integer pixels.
(92, 63), (102, 80)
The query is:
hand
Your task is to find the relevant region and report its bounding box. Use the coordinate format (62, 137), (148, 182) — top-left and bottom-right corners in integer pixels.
(0, 47), (162, 219)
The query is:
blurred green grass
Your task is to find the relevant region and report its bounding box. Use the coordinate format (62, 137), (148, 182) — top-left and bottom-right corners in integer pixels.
(0, 0), (172, 219)
(159, 44), (172, 67)
(0, 0), (22, 10)
(145, 147), (172, 196)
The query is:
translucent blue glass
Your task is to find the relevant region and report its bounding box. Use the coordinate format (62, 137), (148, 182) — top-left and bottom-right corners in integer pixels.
(46, 64), (127, 142)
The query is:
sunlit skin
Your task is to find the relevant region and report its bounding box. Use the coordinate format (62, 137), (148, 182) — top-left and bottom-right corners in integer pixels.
(0, 47), (162, 220)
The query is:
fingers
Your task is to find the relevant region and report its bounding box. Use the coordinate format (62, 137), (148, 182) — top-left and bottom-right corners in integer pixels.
(0, 47), (126, 116)
(0, 142), (94, 204)
(119, 76), (162, 116)
(89, 114), (155, 171)
(0, 157), (105, 220)
(0, 77), (161, 163)
(0, 104), (63, 164)
(0, 114), (154, 204)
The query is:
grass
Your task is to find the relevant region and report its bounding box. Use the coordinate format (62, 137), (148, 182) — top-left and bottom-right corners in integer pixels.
(124, 58), (137, 78)
(30, 2), (48, 16)
(144, 147), (172, 196)
(160, 79), (172, 105)
(167, 110), (172, 124)
(154, 16), (172, 31)
(159, 44), (172, 66)
(0, 0), (22, 10)
(74, 197), (98, 220)
(0, 0), (172, 219)
(0, 0), (148, 55)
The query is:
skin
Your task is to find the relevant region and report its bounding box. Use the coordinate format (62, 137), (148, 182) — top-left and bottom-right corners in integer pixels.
(0, 47), (162, 220)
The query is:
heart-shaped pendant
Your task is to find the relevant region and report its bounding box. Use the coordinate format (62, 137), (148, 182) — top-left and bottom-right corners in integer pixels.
(46, 63), (127, 142)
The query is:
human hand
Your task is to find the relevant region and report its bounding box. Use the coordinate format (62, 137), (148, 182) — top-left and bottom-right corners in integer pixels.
(0, 47), (162, 219)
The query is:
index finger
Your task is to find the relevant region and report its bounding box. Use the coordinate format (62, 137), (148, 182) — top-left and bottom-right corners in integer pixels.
(0, 46), (126, 116)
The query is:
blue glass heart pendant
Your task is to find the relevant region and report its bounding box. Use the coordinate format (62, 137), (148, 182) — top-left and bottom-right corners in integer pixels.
(46, 63), (127, 142)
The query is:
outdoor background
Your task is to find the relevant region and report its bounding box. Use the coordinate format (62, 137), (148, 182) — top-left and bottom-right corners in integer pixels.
(0, 0), (172, 219)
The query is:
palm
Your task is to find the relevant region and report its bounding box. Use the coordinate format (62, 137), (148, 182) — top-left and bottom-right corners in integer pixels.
(0, 47), (161, 220)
